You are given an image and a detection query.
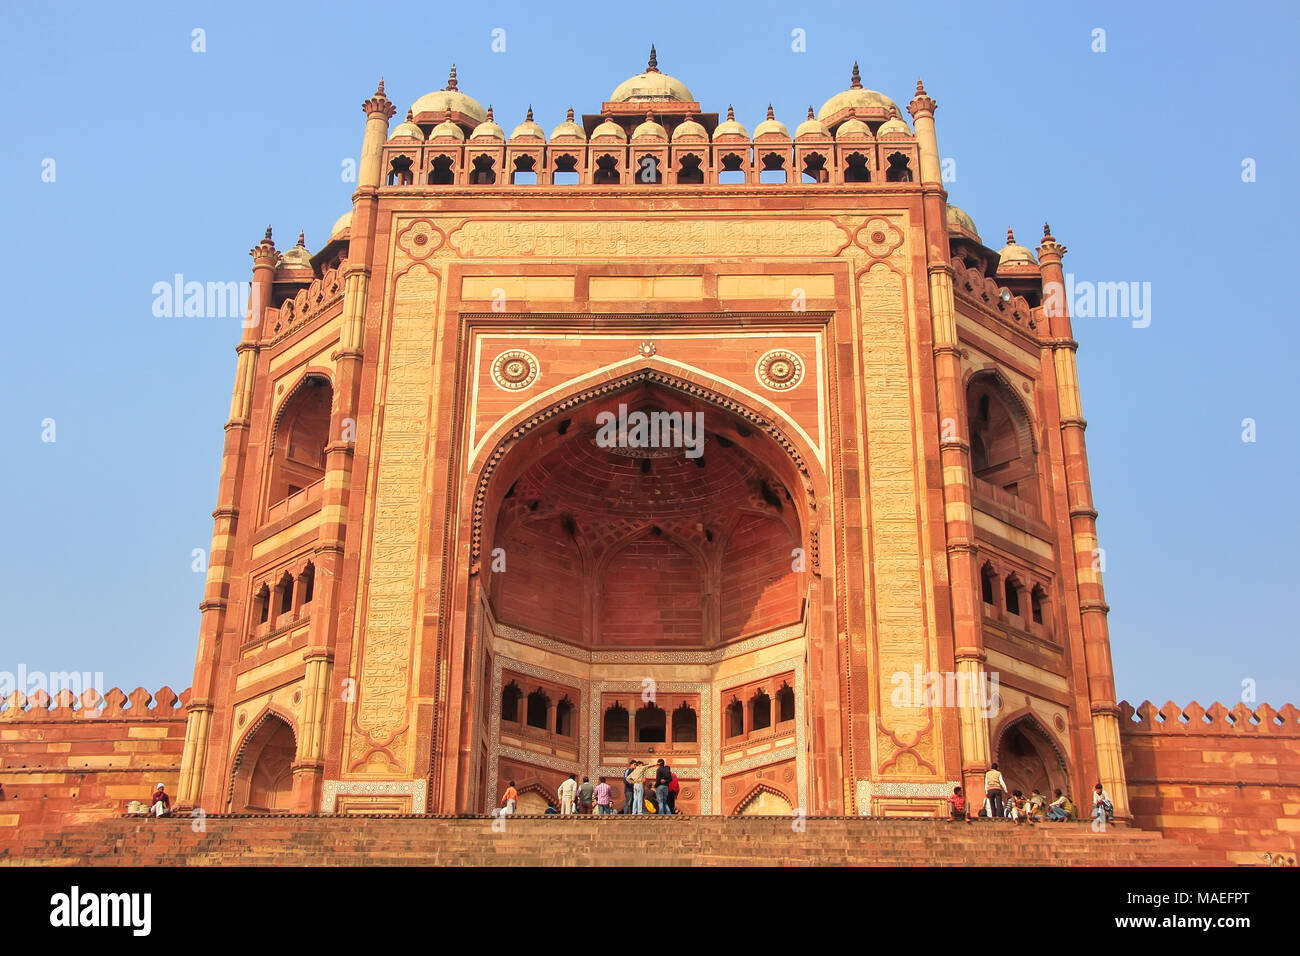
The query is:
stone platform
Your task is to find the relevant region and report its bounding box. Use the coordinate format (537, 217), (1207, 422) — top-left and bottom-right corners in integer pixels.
(0, 814), (1223, 866)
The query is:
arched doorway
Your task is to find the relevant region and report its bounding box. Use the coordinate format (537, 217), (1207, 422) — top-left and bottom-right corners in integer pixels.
(995, 716), (1069, 800)
(230, 713), (296, 812)
(736, 786), (794, 815)
(460, 366), (836, 813)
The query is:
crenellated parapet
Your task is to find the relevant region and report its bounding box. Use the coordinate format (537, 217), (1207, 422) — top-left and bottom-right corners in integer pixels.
(948, 255), (1039, 340)
(1119, 699), (1300, 735)
(264, 264), (344, 343)
(0, 686), (191, 721)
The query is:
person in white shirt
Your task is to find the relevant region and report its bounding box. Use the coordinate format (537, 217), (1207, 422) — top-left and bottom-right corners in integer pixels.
(558, 773), (578, 815)
(984, 763), (1009, 818)
(1092, 783), (1113, 823)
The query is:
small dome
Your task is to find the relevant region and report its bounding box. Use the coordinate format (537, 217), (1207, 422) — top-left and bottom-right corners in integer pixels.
(550, 107), (586, 141)
(753, 105), (789, 139)
(591, 114), (627, 141)
(945, 205), (980, 240)
(410, 65), (487, 123)
(470, 105), (505, 141)
(998, 228), (1038, 267)
(279, 232), (313, 269)
(390, 110), (425, 142)
(818, 62), (901, 121)
(877, 110), (910, 136)
(610, 46), (694, 103)
(632, 111), (667, 140)
(795, 106), (830, 139)
(713, 105), (748, 139)
(510, 106), (545, 140)
(835, 118), (872, 139)
(672, 113), (708, 141)
(430, 118), (465, 141)
(329, 211), (352, 241)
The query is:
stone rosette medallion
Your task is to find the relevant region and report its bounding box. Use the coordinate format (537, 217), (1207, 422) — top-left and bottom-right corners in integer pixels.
(755, 349), (805, 391)
(491, 349), (540, 391)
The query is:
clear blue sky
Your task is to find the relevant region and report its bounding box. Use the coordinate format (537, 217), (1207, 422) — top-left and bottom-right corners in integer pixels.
(0, 1), (1295, 710)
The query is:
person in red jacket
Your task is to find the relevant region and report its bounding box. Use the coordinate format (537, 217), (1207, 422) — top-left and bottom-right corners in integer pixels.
(149, 783), (172, 818)
(668, 770), (680, 814)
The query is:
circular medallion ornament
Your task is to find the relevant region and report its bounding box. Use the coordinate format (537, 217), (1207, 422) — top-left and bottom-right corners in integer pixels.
(756, 349), (805, 391)
(491, 349), (539, 391)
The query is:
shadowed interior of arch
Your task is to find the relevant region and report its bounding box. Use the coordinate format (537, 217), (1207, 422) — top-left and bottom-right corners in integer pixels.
(484, 379), (808, 650)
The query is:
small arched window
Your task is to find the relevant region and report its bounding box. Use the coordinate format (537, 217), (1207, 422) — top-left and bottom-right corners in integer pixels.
(428, 155), (455, 185)
(672, 703), (697, 743)
(1004, 576), (1022, 617)
(593, 155), (620, 185)
(387, 156), (414, 186)
(844, 153), (871, 183)
(718, 153), (746, 185)
(511, 155), (538, 185)
(776, 683), (795, 723)
(1031, 585), (1046, 625)
(750, 690), (772, 731)
(759, 152), (787, 184)
(636, 703), (666, 743)
(469, 154), (496, 185)
(299, 562), (314, 606)
(801, 152), (828, 184)
(676, 153), (704, 184)
(275, 572), (294, 617)
(526, 688), (549, 729)
(555, 697), (573, 737)
(634, 155), (662, 184)
(726, 698), (744, 739)
(501, 681), (522, 724)
(981, 563), (997, 607)
(884, 152), (913, 183)
(254, 585), (270, 625)
(552, 154), (579, 185)
(603, 702), (629, 742)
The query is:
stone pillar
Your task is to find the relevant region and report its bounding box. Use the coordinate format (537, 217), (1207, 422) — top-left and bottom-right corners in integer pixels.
(910, 81), (992, 805)
(1037, 224), (1131, 820)
(177, 227), (276, 808)
(292, 81), (395, 812)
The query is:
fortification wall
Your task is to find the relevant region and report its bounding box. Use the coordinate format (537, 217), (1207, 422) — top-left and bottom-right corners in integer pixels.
(1119, 700), (1300, 865)
(0, 687), (189, 851)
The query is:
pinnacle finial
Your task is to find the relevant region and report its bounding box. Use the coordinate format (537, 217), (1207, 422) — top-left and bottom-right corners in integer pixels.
(648, 44), (659, 73)
(1043, 222), (1053, 239)
(915, 77), (927, 96)
(447, 64), (458, 91)
(406, 109), (414, 122)
(807, 105), (815, 119)
(567, 106), (575, 122)
(486, 104), (494, 121)
(376, 78), (386, 97)
(1006, 227), (1016, 245)
(727, 104), (735, 121)
(766, 104), (775, 120)
(526, 104), (534, 121)
(297, 230), (305, 248)
(850, 62), (862, 89)
(264, 225), (273, 241)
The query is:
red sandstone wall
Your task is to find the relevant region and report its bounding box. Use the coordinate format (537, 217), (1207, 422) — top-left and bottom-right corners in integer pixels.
(1119, 700), (1300, 865)
(0, 687), (189, 852)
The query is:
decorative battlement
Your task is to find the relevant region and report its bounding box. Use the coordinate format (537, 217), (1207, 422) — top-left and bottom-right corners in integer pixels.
(0, 686), (191, 721)
(1119, 699), (1300, 735)
(265, 264), (343, 342)
(949, 256), (1038, 338)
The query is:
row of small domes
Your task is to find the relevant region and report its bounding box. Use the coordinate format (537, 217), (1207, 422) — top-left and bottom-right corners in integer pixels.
(391, 103), (912, 145)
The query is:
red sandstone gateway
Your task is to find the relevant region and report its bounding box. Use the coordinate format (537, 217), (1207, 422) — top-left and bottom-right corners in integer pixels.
(1, 53), (1295, 867)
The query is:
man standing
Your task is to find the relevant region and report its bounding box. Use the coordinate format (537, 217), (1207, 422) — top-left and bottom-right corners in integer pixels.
(622, 760), (637, 814)
(654, 759), (672, 815)
(558, 773), (578, 815)
(628, 760), (649, 814)
(984, 762), (1008, 819)
(594, 777), (613, 815)
(578, 776), (595, 815)
(501, 780), (518, 816)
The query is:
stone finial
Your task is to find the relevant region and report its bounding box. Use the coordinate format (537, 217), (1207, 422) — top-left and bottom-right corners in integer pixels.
(1006, 227), (1016, 245)
(567, 107), (575, 122)
(850, 62), (862, 89)
(486, 104), (494, 121)
(648, 44), (659, 73)
(907, 77), (937, 119)
(726, 104), (735, 121)
(406, 109), (414, 122)
(250, 225), (278, 261)
(766, 104), (775, 120)
(376, 78), (386, 97)
(296, 231), (306, 248)
(807, 105), (815, 119)
(264, 225), (273, 242)
(646, 109), (654, 122)
(363, 79), (397, 119)
(1037, 222), (1067, 259)
(526, 104), (534, 122)
(1043, 222), (1054, 240)
(447, 64), (458, 91)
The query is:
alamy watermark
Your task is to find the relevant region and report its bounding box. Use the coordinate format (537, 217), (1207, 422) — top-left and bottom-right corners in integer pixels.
(0, 666), (105, 699)
(1043, 274), (1151, 329)
(889, 665), (1001, 718)
(594, 403), (705, 459)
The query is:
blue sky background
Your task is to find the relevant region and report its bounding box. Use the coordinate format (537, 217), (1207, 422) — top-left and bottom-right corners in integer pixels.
(0, 1), (1295, 709)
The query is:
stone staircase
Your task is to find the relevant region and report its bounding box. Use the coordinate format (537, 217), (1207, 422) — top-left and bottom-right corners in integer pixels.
(0, 814), (1221, 866)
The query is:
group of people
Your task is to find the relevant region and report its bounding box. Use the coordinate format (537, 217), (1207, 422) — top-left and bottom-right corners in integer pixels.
(499, 758), (682, 817)
(947, 763), (1115, 825)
